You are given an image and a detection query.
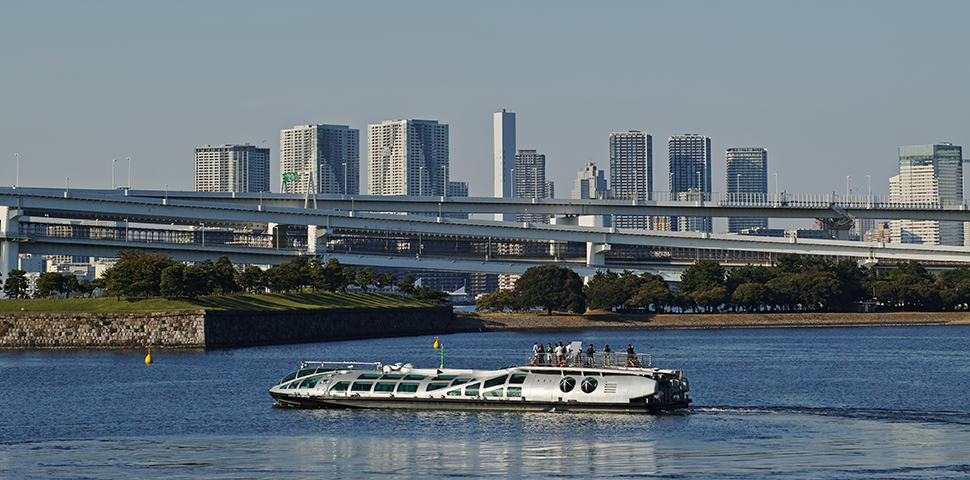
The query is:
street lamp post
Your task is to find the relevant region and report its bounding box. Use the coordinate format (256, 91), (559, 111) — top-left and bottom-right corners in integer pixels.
(441, 165), (447, 196)
(200, 222), (205, 247)
(164, 184), (168, 203)
(846, 175), (851, 198)
(127, 157), (131, 189)
(14, 153), (18, 188)
(112, 159), (116, 189)
(866, 174), (871, 196)
(419, 166), (424, 196)
(773, 173), (778, 196)
(342, 162), (347, 194)
(124, 218), (129, 242)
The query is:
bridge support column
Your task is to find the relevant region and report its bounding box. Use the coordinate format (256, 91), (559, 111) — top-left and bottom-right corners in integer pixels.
(1, 206), (22, 284)
(307, 225), (328, 255)
(587, 242), (610, 268)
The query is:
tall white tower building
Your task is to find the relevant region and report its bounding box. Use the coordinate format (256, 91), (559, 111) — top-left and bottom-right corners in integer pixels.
(368, 119), (449, 196)
(572, 162), (607, 200)
(890, 143), (963, 245)
(494, 110), (516, 221)
(280, 125), (359, 194)
(515, 149), (551, 223)
(194, 144), (270, 193)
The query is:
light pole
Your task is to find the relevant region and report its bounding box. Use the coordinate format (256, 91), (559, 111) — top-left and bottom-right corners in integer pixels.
(127, 157), (131, 189)
(66, 177), (69, 194)
(419, 166), (424, 196)
(773, 173), (778, 195)
(14, 153), (18, 188)
(866, 174), (871, 196)
(164, 184), (168, 203)
(441, 165), (447, 196)
(200, 222), (205, 247)
(124, 218), (129, 242)
(846, 175), (851, 197)
(342, 162), (347, 194)
(112, 159), (116, 189)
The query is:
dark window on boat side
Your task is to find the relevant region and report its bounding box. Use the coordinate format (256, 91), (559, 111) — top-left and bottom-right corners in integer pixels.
(381, 374), (404, 380)
(426, 382), (450, 391)
(433, 375), (457, 381)
(451, 378), (472, 386)
(559, 377), (576, 393)
(403, 375), (426, 381)
(358, 374), (381, 380)
(464, 383), (480, 396)
(581, 377), (598, 394)
(351, 382), (373, 392)
(329, 381), (351, 393)
(374, 382), (396, 392)
(507, 387), (522, 397)
(483, 375), (508, 389)
(300, 375), (325, 388)
(483, 388), (503, 397)
(397, 383), (420, 393)
(509, 374), (527, 384)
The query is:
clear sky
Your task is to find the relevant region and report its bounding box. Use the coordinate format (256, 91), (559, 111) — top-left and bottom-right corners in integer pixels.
(3, 1), (969, 226)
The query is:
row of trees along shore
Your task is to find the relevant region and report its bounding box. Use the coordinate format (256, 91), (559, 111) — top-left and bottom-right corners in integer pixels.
(477, 255), (970, 314)
(2, 249), (449, 303)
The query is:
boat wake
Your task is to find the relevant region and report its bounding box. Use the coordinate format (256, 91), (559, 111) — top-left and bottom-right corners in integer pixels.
(693, 405), (970, 425)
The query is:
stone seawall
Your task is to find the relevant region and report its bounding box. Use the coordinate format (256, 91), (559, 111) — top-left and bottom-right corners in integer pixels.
(0, 307), (453, 349)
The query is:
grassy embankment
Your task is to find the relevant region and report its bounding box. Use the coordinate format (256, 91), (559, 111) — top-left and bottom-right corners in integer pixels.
(0, 292), (437, 315)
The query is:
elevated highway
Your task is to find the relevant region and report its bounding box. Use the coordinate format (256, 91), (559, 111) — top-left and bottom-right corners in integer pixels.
(3, 187), (970, 282)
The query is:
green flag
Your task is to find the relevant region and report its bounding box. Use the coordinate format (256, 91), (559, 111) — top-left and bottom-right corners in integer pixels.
(282, 172), (299, 183)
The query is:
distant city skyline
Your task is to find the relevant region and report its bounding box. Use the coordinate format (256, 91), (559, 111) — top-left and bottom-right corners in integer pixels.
(5, 2), (970, 232)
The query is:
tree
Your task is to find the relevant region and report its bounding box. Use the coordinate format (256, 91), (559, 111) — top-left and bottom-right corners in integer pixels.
(475, 289), (520, 312)
(236, 266), (267, 294)
(732, 283), (769, 312)
(4, 269), (30, 299)
(396, 274), (417, 297)
(35, 272), (66, 298)
(584, 270), (626, 311)
(678, 260), (726, 312)
(625, 273), (673, 313)
(211, 256), (240, 294)
(101, 249), (176, 299)
(412, 285), (449, 304)
(355, 267), (376, 293)
(514, 265), (585, 314)
(160, 264), (188, 298)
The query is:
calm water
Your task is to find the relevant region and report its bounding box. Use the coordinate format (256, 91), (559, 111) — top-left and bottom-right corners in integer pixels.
(2, 326), (970, 479)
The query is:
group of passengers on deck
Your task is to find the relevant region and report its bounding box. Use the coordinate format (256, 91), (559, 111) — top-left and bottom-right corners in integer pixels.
(530, 342), (642, 367)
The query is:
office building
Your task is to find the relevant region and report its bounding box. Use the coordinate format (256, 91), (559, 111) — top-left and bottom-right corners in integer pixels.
(572, 163), (607, 200)
(726, 147), (768, 233)
(515, 149), (550, 223)
(446, 181), (469, 219)
(368, 119), (449, 196)
(494, 110), (516, 221)
(280, 125), (359, 194)
(194, 144), (270, 193)
(609, 131), (652, 229)
(890, 143), (963, 245)
(669, 134), (712, 233)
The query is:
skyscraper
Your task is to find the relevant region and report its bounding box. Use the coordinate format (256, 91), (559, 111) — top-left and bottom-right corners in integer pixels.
(669, 134), (712, 233)
(571, 162), (607, 200)
(515, 149), (550, 223)
(194, 144), (270, 193)
(890, 143), (963, 245)
(280, 125), (359, 194)
(609, 131), (652, 229)
(368, 119), (449, 196)
(494, 110), (516, 221)
(726, 147), (768, 233)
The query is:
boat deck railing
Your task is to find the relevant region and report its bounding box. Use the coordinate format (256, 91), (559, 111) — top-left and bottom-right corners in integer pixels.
(525, 352), (652, 370)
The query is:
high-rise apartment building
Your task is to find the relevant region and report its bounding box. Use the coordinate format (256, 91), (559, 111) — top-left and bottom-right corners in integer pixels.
(368, 119), (449, 196)
(726, 147), (768, 233)
(515, 149), (550, 223)
(494, 110), (516, 221)
(571, 162), (607, 199)
(890, 143), (963, 245)
(280, 125), (359, 195)
(669, 134), (712, 233)
(194, 144), (270, 193)
(609, 131), (652, 229)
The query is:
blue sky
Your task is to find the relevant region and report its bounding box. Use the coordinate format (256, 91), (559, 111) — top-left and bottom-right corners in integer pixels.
(3, 1), (969, 225)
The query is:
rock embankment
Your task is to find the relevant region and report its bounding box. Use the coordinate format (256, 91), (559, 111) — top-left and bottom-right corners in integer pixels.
(449, 311), (970, 332)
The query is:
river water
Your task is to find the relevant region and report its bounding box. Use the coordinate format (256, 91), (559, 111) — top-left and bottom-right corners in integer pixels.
(2, 325), (969, 479)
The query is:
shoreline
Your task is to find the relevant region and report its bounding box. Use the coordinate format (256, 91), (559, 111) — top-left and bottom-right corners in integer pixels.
(448, 311), (970, 333)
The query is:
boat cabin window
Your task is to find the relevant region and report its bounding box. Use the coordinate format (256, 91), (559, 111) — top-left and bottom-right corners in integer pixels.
(329, 381), (351, 393)
(403, 375), (426, 381)
(380, 374), (404, 380)
(451, 378), (473, 386)
(564, 371), (582, 376)
(559, 377), (577, 393)
(509, 374), (527, 384)
(507, 387), (522, 397)
(464, 383), (480, 396)
(483, 388), (503, 398)
(358, 374), (381, 380)
(397, 383), (420, 393)
(433, 375), (457, 381)
(426, 382), (450, 391)
(351, 382), (373, 392)
(299, 375), (325, 389)
(374, 382), (396, 392)
(483, 375), (508, 389)
(446, 390), (461, 396)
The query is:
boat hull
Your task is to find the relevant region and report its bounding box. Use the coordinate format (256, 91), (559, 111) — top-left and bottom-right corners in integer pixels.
(270, 391), (690, 413)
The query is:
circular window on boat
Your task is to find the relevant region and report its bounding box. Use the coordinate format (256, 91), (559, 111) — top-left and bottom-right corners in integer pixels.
(581, 377), (598, 394)
(559, 377), (576, 393)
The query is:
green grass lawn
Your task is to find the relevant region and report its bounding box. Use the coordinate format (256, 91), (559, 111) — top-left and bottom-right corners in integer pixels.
(0, 292), (438, 315)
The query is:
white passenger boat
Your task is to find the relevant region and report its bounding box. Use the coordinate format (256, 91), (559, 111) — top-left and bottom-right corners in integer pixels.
(269, 342), (690, 413)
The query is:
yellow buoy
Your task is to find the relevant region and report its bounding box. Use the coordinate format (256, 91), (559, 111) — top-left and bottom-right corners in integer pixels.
(145, 345), (153, 364)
